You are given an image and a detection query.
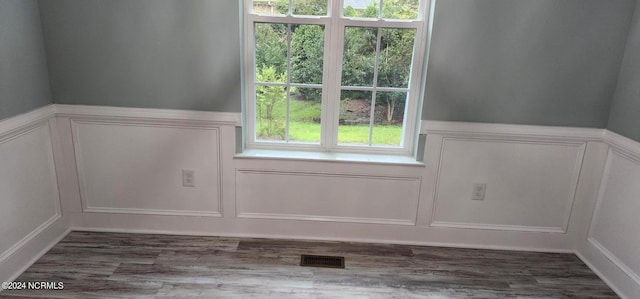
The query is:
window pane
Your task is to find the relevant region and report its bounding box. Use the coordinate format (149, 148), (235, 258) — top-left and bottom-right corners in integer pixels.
(293, 0), (328, 16)
(291, 25), (324, 86)
(252, 0), (288, 15)
(341, 27), (377, 87)
(248, 1), (424, 151)
(381, 0), (419, 20)
(256, 85), (287, 141)
(373, 91), (406, 146)
(343, 0), (378, 18)
(255, 23), (287, 83)
(338, 90), (372, 145)
(377, 28), (416, 88)
(289, 87), (322, 143)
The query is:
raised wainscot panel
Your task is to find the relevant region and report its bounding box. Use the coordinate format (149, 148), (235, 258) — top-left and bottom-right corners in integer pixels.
(431, 137), (585, 233)
(588, 149), (640, 285)
(71, 120), (222, 216)
(0, 123), (61, 261)
(235, 170), (422, 225)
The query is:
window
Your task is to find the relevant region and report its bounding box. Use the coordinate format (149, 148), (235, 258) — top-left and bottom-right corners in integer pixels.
(243, 0), (429, 155)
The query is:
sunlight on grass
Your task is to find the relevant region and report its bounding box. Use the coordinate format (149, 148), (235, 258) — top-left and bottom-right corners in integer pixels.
(338, 125), (402, 145)
(284, 121), (402, 145)
(289, 121), (321, 142)
(271, 100), (321, 121)
(257, 99), (402, 145)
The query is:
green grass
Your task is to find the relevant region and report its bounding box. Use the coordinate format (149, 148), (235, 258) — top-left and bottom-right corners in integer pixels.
(288, 121), (321, 142)
(338, 124), (402, 145)
(272, 99), (321, 121)
(257, 99), (402, 145)
(258, 120), (403, 146)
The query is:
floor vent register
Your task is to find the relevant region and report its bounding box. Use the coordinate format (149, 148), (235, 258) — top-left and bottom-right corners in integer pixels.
(300, 254), (345, 269)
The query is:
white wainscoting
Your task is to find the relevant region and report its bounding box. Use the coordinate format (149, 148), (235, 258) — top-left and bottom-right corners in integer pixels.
(7, 104), (640, 297)
(63, 112), (596, 252)
(0, 106), (68, 283)
(58, 114), (600, 251)
(422, 121), (599, 234)
(235, 169), (422, 225)
(430, 137), (585, 233)
(577, 131), (640, 299)
(70, 118), (224, 217)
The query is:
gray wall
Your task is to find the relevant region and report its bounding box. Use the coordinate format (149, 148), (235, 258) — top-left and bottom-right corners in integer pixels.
(608, 2), (640, 142)
(423, 0), (635, 127)
(38, 0), (241, 112)
(33, 0), (637, 127)
(0, 0), (52, 120)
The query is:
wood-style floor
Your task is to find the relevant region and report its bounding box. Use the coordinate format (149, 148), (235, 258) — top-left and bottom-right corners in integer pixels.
(1, 232), (617, 299)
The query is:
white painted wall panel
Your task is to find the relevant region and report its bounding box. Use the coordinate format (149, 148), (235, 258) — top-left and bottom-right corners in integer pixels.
(72, 120), (221, 216)
(235, 170), (421, 225)
(0, 123), (61, 259)
(589, 150), (640, 283)
(432, 138), (585, 232)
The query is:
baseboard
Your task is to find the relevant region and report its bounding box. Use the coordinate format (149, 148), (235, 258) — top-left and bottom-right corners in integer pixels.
(0, 219), (70, 285)
(576, 249), (637, 299)
(588, 237), (640, 288)
(70, 226), (574, 254)
(0, 213), (62, 264)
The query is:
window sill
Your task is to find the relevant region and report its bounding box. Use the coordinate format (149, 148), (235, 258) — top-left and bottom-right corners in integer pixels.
(235, 149), (425, 167)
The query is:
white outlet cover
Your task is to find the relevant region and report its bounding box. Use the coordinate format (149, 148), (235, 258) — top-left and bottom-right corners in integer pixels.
(472, 183), (486, 200)
(182, 169), (195, 187)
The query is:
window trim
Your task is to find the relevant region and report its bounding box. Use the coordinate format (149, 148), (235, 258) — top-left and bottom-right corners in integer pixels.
(242, 0), (430, 156)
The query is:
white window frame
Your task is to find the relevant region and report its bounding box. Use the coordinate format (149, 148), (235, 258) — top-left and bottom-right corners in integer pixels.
(242, 0), (430, 156)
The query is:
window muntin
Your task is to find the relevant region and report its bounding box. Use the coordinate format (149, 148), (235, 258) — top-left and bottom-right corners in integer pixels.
(245, 0), (428, 154)
(254, 0), (329, 16)
(343, 0), (419, 20)
(254, 22), (325, 143)
(339, 26), (415, 147)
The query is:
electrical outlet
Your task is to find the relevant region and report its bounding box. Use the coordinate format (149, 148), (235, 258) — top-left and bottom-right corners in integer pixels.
(472, 183), (486, 200)
(182, 169), (195, 187)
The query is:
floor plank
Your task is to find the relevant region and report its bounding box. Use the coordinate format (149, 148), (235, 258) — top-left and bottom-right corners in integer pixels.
(0, 232), (619, 299)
